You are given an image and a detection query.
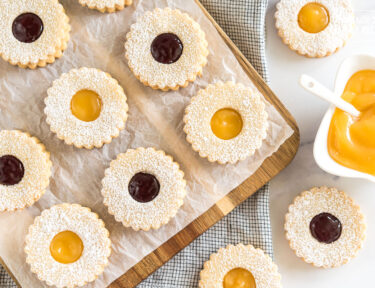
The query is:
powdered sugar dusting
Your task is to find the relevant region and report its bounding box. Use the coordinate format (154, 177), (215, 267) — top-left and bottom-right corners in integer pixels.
(183, 82), (268, 164)
(44, 67), (128, 149)
(0, 0), (70, 66)
(199, 244), (282, 288)
(101, 147), (187, 231)
(285, 187), (366, 268)
(0, 130), (51, 211)
(275, 0), (354, 57)
(25, 203), (111, 288)
(125, 8), (209, 90)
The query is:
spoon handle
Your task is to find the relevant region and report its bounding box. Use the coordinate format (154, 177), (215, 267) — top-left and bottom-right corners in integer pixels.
(300, 74), (360, 117)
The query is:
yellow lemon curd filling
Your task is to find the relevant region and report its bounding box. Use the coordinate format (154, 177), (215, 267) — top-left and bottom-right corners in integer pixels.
(211, 108), (243, 140)
(298, 3), (329, 34)
(50, 230), (84, 264)
(328, 70), (375, 176)
(71, 89), (102, 122)
(223, 268), (257, 288)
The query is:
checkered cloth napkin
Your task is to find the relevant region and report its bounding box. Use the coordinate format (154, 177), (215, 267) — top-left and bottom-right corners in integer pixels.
(0, 0), (271, 286)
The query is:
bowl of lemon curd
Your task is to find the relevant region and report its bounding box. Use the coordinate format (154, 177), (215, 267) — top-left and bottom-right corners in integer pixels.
(314, 55), (375, 182)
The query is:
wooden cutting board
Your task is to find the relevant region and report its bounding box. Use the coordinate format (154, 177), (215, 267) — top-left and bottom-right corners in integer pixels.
(1, 1), (299, 287)
(109, 1), (300, 287)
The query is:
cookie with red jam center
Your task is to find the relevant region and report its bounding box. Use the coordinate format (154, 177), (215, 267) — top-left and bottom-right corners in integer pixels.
(0, 0), (70, 68)
(101, 147), (187, 231)
(0, 130), (52, 211)
(125, 8), (208, 91)
(285, 186), (366, 268)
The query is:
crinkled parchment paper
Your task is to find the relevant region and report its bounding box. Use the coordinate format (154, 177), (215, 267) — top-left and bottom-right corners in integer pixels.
(0, 0), (293, 287)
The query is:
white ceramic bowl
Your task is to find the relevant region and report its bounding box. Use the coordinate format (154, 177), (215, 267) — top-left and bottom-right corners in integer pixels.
(314, 54), (375, 182)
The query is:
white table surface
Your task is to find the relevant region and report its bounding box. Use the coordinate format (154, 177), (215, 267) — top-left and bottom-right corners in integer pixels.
(266, 0), (375, 287)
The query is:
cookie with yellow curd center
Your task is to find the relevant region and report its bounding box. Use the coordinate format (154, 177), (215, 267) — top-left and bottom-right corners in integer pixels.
(275, 0), (354, 57)
(199, 244), (282, 288)
(44, 67), (128, 149)
(183, 82), (268, 164)
(78, 0), (132, 13)
(25, 203), (111, 288)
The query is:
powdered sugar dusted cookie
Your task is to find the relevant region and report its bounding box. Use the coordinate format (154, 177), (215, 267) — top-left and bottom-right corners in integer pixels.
(0, 0), (70, 68)
(184, 82), (268, 164)
(199, 244), (282, 288)
(125, 8), (208, 91)
(0, 130), (52, 211)
(275, 0), (354, 57)
(285, 186), (366, 268)
(78, 0), (132, 13)
(25, 203), (111, 287)
(45, 67), (128, 149)
(101, 147), (187, 231)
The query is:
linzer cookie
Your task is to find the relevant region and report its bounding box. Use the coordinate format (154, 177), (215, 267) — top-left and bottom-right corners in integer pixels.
(0, 130), (52, 211)
(184, 82), (268, 164)
(25, 203), (111, 287)
(78, 0), (132, 13)
(101, 147), (187, 231)
(125, 8), (209, 91)
(0, 0), (70, 69)
(199, 244), (282, 288)
(285, 186), (366, 268)
(44, 67), (128, 149)
(275, 0), (354, 57)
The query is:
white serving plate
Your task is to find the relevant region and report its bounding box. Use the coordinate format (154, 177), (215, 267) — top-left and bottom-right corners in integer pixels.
(314, 54), (375, 182)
